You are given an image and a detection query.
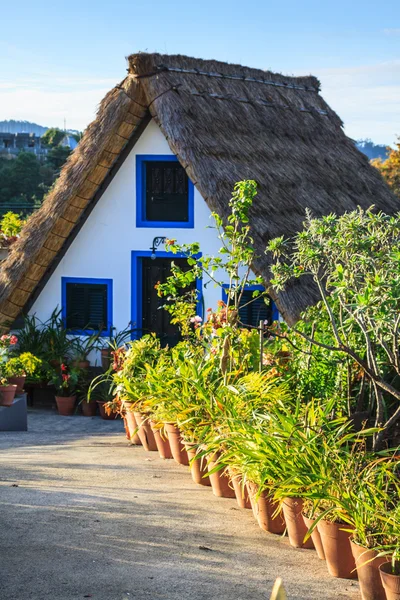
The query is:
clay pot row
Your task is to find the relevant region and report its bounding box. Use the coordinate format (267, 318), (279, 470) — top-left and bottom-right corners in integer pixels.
(123, 415), (397, 600)
(55, 397), (117, 418)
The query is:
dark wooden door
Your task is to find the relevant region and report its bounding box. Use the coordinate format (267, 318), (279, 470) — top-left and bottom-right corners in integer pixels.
(142, 258), (192, 347)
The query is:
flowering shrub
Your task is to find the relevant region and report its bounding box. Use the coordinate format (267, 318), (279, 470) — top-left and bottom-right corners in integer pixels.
(50, 363), (80, 397)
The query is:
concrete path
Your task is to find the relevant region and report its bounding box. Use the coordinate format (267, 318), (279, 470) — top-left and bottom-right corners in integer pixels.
(0, 410), (360, 600)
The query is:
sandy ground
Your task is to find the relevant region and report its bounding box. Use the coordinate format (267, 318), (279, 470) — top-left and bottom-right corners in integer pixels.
(0, 410), (360, 600)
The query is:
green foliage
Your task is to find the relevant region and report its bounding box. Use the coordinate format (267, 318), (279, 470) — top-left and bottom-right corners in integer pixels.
(0, 211), (25, 238)
(156, 181), (271, 379)
(268, 207), (400, 449)
(0, 143), (71, 215)
(5, 352), (42, 377)
(41, 128), (65, 148)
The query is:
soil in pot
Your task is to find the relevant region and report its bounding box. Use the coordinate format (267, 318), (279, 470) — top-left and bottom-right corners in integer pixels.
(230, 470), (251, 508)
(303, 515), (325, 560)
(247, 482), (286, 534)
(351, 540), (387, 600)
(133, 412), (157, 451)
(282, 497), (314, 549)
(125, 411), (142, 445)
(379, 562), (400, 600)
(207, 454), (235, 498)
(97, 400), (117, 420)
(8, 376), (26, 394)
(186, 444), (210, 486)
(317, 519), (357, 579)
(151, 421), (173, 459)
(56, 395), (76, 416)
(81, 400), (97, 417)
(164, 423), (189, 466)
(0, 384), (17, 407)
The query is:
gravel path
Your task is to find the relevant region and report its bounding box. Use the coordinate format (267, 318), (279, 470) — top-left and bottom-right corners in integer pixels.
(0, 410), (360, 600)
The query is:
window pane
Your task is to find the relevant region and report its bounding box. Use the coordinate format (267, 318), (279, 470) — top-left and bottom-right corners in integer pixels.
(145, 161), (189, 222)
(66, 283), (108, 331)
(238, 290), (272, 328)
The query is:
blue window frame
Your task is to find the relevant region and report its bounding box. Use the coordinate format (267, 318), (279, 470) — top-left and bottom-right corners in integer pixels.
(136, 155), (194, 228)
(61, 277), (113, 337)
(222, 284), (279, 325)
(131, 251), (202, 340)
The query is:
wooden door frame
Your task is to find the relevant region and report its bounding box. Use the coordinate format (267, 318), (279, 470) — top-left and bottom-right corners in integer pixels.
(131, 250), (203, 340)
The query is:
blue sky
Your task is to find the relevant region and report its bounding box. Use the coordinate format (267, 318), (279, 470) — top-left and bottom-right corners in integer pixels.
(1, 0), (399, 144)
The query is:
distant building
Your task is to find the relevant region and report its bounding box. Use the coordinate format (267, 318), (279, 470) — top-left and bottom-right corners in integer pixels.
(0, 132), (47, 157)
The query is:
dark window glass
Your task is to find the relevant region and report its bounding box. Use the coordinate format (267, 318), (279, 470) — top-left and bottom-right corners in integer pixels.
(145, 161), (189, 222)
(65, 283), (108, 331)
(238, 290), (272, 328)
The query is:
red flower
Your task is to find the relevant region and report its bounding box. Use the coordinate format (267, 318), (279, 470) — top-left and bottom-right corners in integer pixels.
(61, 363), (67, 372)
(62, 374), (70, 382)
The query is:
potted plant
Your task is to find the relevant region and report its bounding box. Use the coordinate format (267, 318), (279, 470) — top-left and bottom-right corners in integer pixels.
(50, 363), (79, 416)
(5, 352), (42, 393)
(99, 325), (135, 372)
(380, 553), (400, 600)
(71, 332), (101, 369)
(0, 334), (18, 405)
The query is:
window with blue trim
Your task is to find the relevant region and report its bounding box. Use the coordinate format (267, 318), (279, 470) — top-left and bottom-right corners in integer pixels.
(222, 285), (278, 327)
(62, 278), (113, 336)
(136, 155), (194, 228)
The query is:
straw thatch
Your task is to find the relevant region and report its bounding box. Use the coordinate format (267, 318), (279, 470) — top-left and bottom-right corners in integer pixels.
(0, 52), (398, 325)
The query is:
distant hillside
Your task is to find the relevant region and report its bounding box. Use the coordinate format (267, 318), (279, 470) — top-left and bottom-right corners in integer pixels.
(0, 120), (80, 137)
(0, 120), (48, 136)
(356, 139), (389, 161)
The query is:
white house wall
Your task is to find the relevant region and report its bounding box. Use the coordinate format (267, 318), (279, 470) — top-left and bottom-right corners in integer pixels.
(30, 120), (229, 346)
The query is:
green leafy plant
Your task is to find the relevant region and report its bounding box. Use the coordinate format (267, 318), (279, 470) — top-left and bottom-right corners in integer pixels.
(5, 352), (42, 377)
(268, 207), (400, 449)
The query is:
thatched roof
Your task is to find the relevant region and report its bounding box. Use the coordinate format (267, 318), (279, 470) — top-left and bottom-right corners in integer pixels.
(0, 52), (398, 326)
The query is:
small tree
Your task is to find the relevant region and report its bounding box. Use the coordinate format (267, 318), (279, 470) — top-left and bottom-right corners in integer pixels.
(157, 180), (270, 377)
(268, 207), (400, 449)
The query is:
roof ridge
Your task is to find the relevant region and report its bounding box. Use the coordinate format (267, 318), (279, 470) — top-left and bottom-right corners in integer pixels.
(136, 64), (319, 93)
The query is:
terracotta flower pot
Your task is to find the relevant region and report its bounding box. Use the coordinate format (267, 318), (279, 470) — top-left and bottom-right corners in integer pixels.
(125, 411), (142, 445)
(164, 422), (189, 465)
(81, 400), (97, 417)
(379, 562), (400, 600)
(351, 540), (387, 600)
(97, 400), (117, 420)
(55, 395), (76, 416)
(247, 482), (286, 534)
(123, 417), (130, 439)
(229, 470), (251, 508)
(8, 375), (26, 394)
(282, 497), (314, 549)
(186, 444), (211, 486)
(0, 384), (17, 407)
(207, 454), (235, 498)
(72, 360), (90, 370)
(151, 421), (173, 459)
(133, 412), (157, 451)
(317, 519), (357, 579)
(303, 515), (325, 560)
